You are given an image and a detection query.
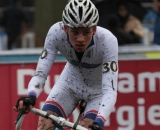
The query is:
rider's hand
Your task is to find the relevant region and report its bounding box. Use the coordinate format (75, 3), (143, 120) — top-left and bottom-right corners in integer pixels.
(13, 96), (36, 113)
(88, 122), (102, 130)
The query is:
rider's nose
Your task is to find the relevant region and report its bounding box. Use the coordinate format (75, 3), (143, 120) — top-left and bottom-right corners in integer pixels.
(76, 33), (85, 42)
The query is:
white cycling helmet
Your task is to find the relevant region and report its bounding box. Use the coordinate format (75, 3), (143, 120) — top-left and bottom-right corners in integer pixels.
(62, 0), (99, 27)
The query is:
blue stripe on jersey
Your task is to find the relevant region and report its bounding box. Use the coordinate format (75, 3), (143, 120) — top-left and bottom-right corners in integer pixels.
(42, 104), (64, 118)
(83, 112), (97, 120)
(70, 60), (101, 68)
(28, 92), (36, 97)
(94, 118), (105, 128)
(88, 37), (94, 48)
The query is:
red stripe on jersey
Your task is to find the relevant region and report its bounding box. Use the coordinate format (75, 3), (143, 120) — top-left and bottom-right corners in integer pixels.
(45, 100), (67, 119)
(96, 115), (106, 122)
(86, 110), (98, 115)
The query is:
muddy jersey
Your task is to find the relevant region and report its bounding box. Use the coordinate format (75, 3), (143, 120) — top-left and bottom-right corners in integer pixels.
(28, 21), (118, 128)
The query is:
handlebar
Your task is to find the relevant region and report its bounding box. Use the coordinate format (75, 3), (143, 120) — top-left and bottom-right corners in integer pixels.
(15, 107), (87, 130)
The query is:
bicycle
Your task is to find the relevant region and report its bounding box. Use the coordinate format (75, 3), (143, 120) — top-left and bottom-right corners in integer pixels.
(15, 100), (88, 130)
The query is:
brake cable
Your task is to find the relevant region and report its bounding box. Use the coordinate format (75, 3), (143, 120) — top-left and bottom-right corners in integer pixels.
(72, 100), (86, 130)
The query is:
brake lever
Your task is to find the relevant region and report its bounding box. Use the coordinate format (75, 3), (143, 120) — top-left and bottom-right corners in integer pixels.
(14, 106), (26, 124)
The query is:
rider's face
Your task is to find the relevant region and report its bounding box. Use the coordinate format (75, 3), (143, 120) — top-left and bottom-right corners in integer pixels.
(64, 26), (96, 52)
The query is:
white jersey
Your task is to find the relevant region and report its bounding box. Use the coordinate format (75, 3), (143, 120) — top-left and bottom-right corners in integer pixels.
(28, 22), (118, 127)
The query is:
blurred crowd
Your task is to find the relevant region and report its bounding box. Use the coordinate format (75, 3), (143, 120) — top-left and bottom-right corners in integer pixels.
(0, 0), (160, 50)
(0, 0), (35, 50)
(97, 0), (160, 46)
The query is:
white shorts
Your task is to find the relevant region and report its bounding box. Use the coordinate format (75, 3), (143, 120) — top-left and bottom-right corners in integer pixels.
(42, 65), (103, 120)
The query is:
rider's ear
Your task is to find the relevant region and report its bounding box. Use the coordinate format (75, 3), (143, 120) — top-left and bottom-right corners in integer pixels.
(93, 26), (97, 35)
(64, 25), (68, 33)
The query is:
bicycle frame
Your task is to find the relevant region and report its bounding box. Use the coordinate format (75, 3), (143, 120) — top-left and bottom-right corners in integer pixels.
(15, 107), (87, 130)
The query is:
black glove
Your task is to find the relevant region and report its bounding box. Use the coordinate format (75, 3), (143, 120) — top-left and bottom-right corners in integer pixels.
(14, 96), (36, 124)
(88, 122), (102, 130)
(15, 96), (36, 112)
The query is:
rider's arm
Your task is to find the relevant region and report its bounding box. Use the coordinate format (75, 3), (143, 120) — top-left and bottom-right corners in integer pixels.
(14, 23), (60, 113)
(94, 35), (118, 129)
(28, 24), (59, 98)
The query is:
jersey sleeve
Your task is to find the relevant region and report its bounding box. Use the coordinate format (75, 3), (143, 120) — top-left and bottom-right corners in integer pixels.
(28, 24), (59, 98)
(95, 35), (118, 128)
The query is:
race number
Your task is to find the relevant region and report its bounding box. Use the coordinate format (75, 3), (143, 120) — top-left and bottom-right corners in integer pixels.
(40, 49), (48, 59)
(102, 61), (117, 73)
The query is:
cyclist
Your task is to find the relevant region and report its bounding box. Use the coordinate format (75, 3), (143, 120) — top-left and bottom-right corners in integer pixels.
(14, 0), (118, 130)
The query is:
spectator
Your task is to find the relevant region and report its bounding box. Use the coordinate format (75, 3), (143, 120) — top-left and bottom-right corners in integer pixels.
(0, 27), (7, 50)
(106, 14), (135, 45)
(153, 0), (160, 45)
(143, 3), (158, 33)
(21, 25), (35, 48)
(0, 0), (27, 50)
(116, 2), (144, 44)
(142, 0), (158, 44)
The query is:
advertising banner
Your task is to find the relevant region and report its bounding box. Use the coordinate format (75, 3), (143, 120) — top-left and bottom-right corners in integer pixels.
(0, 60), (160, 130)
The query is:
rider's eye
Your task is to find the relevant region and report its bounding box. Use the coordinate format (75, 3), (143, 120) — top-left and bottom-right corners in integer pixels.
(71, 31), (78, 35)
(83, 31), (90, 35)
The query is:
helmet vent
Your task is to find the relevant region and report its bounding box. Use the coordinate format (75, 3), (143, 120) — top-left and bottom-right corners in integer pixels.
(85, 2), (91, 15)
(70, 3), (76, 15)
(84, 10), (92, 23)
(79, 7), (83, 21)
(74, 1), (78, 6)
(93, 16), (98, 23)
(69, 13), (78, 24)
(64, 9), (67, 15)
(63, 16), (69, 24)
(84, 0), (87, 6)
